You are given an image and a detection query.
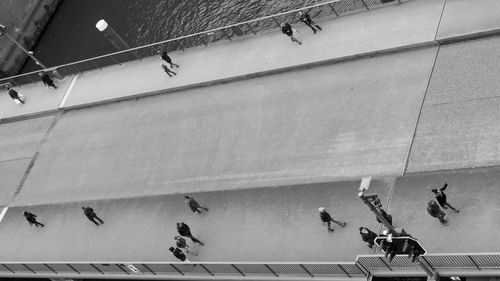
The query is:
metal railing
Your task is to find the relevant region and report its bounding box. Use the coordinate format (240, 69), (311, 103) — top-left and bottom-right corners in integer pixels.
(0, 253), (499, 280)
(0, 0), (401, 89)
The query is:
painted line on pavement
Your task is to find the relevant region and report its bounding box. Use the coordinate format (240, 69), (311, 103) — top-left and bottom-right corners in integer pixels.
(59, 74), (79, 109)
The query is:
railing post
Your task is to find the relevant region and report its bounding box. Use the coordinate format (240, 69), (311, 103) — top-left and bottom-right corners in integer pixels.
(246, 23), (256, 35)
(328, 3), (339, 16)
(221, 29), (232, 41)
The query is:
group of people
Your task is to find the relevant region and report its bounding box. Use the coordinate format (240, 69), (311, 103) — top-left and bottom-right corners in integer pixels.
(6, 72), (57, 105)
(23, 206), (104, 227)
(280, 11), (323, 45)
(160, 50), (180, 77)
(170, 196), (209, 262)
(319, 182), (460, 249)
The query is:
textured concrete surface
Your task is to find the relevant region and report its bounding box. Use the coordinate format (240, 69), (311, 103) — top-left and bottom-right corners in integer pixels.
(406, 37), (500, 173)
(0, 178), (393, 262)
(436, 0), (500, 41)
(14, 47), (436, 206)
(389, 167), (500, 253)
(0, 77), (72, 121)
(0, 159), (31, 207)
(60, 0), (442, 109)
(0, 115), (55, 162)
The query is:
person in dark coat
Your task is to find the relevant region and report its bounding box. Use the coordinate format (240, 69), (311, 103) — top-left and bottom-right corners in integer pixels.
(23, 211), (44, 227)
(161, 64), (177, 77)
(160, 51), (179, 68)
(427, 200), (448, 225)
(184, 195), (208, 214)
(359, 227), (377, 248)
(432, 183), (459, 213)
(175, 235), (198, 256)
(7, 87), (24, 104)
(318, 207), (346, 232)
(82, 206), (104, 225)
(39, 72), (57, 89)
(280, 22), (302, 45)
(298, 11), (322, 34)
(177, 222), (204, 245)
(169, 247), (190, 262)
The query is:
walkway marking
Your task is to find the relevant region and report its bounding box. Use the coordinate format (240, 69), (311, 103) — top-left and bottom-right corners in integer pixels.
(59, 74), (79, 109)
(0, 112), (63, 224)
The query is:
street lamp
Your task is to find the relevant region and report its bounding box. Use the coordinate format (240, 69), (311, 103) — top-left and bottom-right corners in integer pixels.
(0, 24), (47, 68)
(95, 19), (131, 51)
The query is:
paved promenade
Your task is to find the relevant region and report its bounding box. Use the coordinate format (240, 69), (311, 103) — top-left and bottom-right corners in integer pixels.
(0, 0), (500, 265)
(0, 167), (499, 262)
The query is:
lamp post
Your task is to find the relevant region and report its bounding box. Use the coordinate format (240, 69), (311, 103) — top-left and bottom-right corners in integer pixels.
(0, 24), (63, 79)
(96, 19), (139, 60)
(0, 24), (47, 68)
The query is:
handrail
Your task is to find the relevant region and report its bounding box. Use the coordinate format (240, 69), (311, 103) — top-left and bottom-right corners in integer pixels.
(0, 0), (398, 87)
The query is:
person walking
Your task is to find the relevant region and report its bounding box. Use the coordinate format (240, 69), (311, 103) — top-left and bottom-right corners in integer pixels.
(318, 207), (346, 232)
(39, 72), (57, 89)
(175, 235), (198, 256)
(298, 11), (322, 34)
(280, 22), (302, 45)
(184, 195), (208, 214)
(160, 51), (179, 68)
(23, 211), (44, 227)
(161, 64), (177, 77)
(177, 222), (204, 245)
(169, 247), (190, 262)
(432, 183), (459, 213)
(82, 206), (104, 226)
(427, 200), (448, 225)
(359, 227), (377, 248)
(7, 87), (24, 104)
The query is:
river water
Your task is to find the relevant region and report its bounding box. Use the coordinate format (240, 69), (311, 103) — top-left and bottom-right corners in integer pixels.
(23, 0), (327, 72)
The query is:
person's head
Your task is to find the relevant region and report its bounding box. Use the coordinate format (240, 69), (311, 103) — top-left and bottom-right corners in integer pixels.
(299, 11), (304, 16)
(359, 227), (368, 234)
(23, 211), (28, 216)
(38, 72), (44, 77)
(318, 207), (325, 213)
(184, 195), (190, 199)
(169, 247), (175, 252)
(82, 206), (86, 210)
(6, 87), (10, 91)
(428, 200), (436, 206)
(280, 22), (286, 28)
(431, 189), (438, 194)
(177, 222), (181, 227)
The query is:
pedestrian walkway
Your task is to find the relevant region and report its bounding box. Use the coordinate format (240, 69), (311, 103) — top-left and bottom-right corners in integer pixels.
(1, 0), (444, 119)
(0, 166), (498, 263)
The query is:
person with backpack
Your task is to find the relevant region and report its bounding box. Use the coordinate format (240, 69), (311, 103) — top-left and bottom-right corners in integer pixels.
(169, 247), (190, 262)
(174, 235), (198, 256)
(82, 206), (104, 226)
(318, 207), (346, 232)
(177, 222), (204, 245)
(432, 183), (459, 213)
(280, 22), (302, 45)
(7, 87), (24, 104)
(23, 211), (44, 227)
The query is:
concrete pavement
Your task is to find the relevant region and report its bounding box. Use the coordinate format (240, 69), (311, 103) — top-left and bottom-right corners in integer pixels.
(0, 178), (394, 262)
(13, 47), (437, 206)
(0, 166), (499, 262)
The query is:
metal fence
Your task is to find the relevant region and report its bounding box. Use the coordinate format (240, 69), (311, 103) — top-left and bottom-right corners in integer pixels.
(0, 254), (499, 280)
(0, 0), (402, 89)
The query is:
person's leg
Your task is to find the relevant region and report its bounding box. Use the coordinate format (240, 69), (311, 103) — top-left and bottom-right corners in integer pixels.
(185, 245), (198, 256)
(17, 97), (25, 104)
(188, 235), (204, 246)
(445, 202), (459, 212)
(89, 217), (100, 225)
(94, 215), (104, 224)
(173, 63), (179, 68)
(331, 218), (346, 227)
(311, 20), (322, 30)
(326, 221), (333, 232)
(200, 206), (208, 212)
(437, 212), (447, 224)
(306, 23), (317, 33)
(35, 221), (44, 227)
(290, 35), (302, 45)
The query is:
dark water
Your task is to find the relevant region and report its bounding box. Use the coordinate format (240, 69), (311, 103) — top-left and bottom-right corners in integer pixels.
(22, 0), (327, 72)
